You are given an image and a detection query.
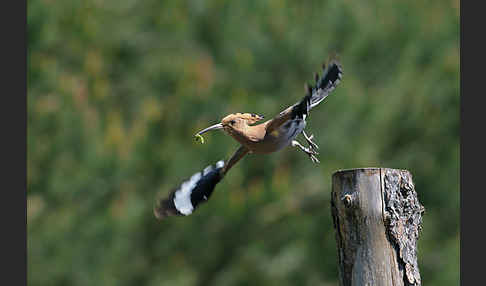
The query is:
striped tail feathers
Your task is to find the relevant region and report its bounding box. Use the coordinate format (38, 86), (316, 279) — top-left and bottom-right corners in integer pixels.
(154, 160), (225, 220)
(308, 59), (343, 109)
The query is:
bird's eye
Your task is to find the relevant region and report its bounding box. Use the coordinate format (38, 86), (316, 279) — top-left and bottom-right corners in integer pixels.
(230, 120), (236, 125)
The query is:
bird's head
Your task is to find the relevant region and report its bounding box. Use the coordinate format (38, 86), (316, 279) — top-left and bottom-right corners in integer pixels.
(195, 113), (265, 139)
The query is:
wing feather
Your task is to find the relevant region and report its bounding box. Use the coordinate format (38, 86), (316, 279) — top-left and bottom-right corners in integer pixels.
(265, 59), (343, 133)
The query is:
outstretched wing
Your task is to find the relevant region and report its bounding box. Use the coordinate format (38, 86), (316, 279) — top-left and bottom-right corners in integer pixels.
(154, 145), (249, 219)
(308, 59), (343, 109)
(265, 60), (343, 133)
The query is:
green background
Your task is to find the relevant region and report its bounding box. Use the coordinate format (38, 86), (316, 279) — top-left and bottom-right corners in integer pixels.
(28, 0), (459, 285)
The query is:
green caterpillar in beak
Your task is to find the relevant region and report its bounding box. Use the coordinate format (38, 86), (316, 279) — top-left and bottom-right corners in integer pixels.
(194, 133), (205, 144)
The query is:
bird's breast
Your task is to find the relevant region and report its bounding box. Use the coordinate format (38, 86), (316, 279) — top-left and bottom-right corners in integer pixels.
(249, 119), (306, 154)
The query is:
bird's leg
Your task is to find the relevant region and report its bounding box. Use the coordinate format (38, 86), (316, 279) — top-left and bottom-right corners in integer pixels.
(302, 130), (319, 151)
(291, 140), (320, 163)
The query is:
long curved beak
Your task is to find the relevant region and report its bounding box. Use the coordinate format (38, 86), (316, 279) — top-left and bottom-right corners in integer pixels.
(196, 123), (223, 135)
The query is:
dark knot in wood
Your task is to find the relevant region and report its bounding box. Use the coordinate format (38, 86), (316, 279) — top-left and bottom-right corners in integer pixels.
(342, 194), (353, 208)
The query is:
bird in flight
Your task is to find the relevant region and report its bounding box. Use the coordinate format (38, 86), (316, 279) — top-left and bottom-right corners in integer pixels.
(154, 59), (343, 219)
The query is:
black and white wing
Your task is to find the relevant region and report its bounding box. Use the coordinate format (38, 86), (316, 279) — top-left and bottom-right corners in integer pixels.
(154, 160), (225, 218)
(308, 59), (343, 109)
(154, 146), (249, 219)
(266, 59), (343, 133)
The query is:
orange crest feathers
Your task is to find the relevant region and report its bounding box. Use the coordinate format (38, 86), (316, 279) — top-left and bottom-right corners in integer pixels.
(238, 113), (264, 125)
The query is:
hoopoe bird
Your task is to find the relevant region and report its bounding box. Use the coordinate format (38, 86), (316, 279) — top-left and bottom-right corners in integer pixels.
(154, 59), (343, 219)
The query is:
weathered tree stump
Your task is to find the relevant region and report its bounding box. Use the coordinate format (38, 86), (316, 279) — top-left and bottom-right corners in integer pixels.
(331, 168), (425, 286)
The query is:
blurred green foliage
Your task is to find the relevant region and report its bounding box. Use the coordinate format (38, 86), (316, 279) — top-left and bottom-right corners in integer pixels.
(28, 0), (459, 285)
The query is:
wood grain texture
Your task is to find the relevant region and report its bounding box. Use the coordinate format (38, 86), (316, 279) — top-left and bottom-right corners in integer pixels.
(331, 168), (424, 286)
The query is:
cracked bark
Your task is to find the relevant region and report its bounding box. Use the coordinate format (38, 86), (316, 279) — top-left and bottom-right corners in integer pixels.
(331, 168), (424, 286)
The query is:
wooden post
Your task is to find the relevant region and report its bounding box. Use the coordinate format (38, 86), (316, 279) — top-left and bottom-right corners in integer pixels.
(331, 168), (425, 286)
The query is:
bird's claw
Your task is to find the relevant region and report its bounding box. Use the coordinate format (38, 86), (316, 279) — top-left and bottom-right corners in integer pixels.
(309, 154), (320, 164)
(302, 145), (319, 155)
(302, 146), (320, 163)
(291, 139), (320, 164)
(303, 131), (319, 151)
